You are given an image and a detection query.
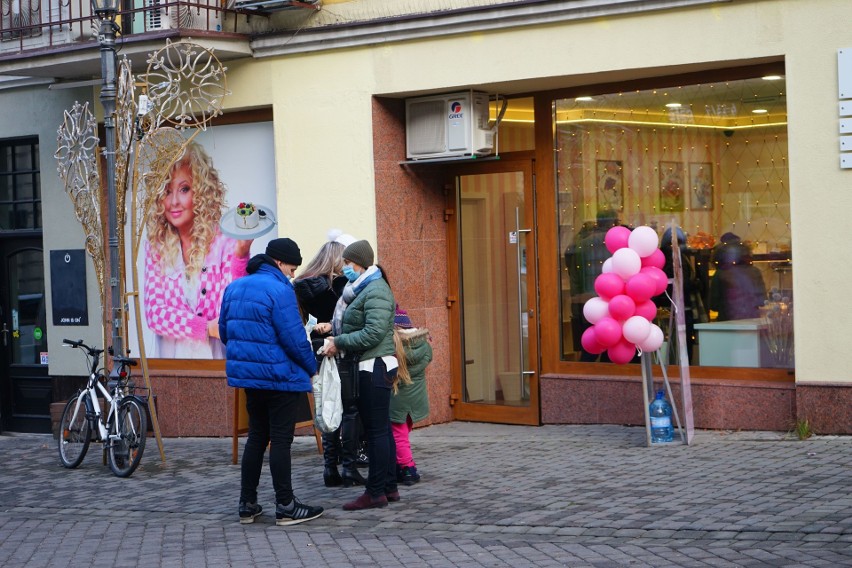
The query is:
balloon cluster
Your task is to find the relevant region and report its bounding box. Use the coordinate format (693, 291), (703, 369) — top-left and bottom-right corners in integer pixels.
(581, 225), (668, 364)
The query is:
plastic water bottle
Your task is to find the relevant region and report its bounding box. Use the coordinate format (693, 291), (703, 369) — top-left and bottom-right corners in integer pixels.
(649, 390), (674, 443)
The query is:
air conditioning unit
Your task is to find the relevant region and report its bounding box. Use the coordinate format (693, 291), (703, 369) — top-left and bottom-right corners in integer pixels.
(405, 90), (494, 160)
(131, 0), (221, 33)
(132, 0), (169, 33)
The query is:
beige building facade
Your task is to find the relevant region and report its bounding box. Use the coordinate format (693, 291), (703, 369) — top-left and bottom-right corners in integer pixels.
(0, 0), (849, 435)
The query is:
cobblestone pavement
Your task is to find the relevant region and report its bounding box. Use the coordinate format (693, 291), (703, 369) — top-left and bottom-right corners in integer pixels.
(0, 422), (850, 567)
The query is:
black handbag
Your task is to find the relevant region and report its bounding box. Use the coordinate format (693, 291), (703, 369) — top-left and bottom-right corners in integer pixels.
(337, 353), (360, 401)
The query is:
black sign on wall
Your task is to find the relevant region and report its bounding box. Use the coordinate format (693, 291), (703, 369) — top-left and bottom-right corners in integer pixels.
(50, 249), (89, 326)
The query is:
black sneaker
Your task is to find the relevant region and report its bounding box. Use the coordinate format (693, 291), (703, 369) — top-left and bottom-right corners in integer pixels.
(400, 466), (421, 486)
(275, 497), (324, 526)
(239, 502), (262, 524)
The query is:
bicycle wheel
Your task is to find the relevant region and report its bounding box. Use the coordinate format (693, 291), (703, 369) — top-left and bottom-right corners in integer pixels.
(107, 397), (147, 478)
(58, 394), (91, 468)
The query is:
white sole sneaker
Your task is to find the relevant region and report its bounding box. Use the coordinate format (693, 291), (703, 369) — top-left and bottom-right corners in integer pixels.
(275, 510), (323, 526)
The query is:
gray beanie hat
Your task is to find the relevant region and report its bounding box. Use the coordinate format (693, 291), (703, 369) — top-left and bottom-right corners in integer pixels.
(343, 239), (374, 267)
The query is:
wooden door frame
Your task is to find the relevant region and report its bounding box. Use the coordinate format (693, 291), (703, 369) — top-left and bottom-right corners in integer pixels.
(445, 156), (540, 425)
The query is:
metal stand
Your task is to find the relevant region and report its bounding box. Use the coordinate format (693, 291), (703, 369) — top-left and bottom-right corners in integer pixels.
(640, 222), (695, 447)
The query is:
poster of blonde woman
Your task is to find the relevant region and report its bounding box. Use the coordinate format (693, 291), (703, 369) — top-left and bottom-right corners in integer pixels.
(128, 121), (278, 359)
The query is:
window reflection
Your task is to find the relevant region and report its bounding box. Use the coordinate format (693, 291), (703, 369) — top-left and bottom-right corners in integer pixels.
(555, 75), (793, 369)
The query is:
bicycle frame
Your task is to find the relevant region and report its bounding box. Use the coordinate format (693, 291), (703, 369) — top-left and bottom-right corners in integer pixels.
(65, 369), (118, 443)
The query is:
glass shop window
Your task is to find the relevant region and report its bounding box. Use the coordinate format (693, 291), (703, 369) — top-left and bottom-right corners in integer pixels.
(555, 75), (793, 369)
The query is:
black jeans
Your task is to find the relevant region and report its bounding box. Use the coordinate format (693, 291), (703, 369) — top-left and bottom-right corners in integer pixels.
(354, 358), (398, 498)
(240, 388), (300, 505)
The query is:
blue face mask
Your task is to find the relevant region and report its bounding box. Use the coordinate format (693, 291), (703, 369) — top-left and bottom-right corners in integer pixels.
(342, 265), (360, 282)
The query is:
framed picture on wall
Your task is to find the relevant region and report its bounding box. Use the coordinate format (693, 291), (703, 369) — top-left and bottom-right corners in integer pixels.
(658, 161), (685, 212)
(688, 162), (713, 210)
(596, 159), (623, 211)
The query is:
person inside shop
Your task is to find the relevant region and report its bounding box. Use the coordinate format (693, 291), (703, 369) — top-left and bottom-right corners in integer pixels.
(708, 232), (767, 321)
(293, 229), (368, 489)
(323, 240), (400, 510)
(219, 237), (324, 526)
(565, 208), (620, 361)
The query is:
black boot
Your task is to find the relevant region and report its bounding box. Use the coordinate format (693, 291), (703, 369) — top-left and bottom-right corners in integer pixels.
(322, 429), (343, 487)
(341, 465), (367, 487)
(324, 465), (343, 487)
(340, 398), (361, 470)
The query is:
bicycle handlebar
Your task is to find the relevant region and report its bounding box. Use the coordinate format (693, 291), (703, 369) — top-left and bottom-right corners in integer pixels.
(113, 356), (138, 367)
(62, 339), (138, 370)
(62, 338), (104, 356)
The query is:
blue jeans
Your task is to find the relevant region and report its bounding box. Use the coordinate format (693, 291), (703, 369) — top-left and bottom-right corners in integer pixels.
(240, 389), (300, 505)
(355, 358), (398, 497)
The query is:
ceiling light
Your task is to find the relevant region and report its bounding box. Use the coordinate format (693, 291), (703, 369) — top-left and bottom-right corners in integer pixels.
(575, 96), (594, 102)
(762, 75), (783, 81)
(752, 109), (768, 114)
(665, 103), (682, 108)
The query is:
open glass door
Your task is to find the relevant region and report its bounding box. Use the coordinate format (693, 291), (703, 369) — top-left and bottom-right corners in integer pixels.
(447, 160), (539, 425)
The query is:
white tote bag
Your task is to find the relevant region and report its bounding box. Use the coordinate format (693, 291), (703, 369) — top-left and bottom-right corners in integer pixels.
(312, 356), (342, 433)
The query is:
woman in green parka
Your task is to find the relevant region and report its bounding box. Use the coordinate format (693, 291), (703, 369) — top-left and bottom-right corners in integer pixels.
(390, 307), (433, 486)
(325, 240), (399, 511)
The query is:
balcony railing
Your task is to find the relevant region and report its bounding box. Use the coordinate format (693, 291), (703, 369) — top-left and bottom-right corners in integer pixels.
(0, 0), (245, 55)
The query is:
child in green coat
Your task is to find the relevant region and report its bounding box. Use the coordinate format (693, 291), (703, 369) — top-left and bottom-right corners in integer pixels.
(390, 307), (433, 486)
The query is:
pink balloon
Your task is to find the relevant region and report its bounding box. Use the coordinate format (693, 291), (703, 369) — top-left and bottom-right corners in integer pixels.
(581, 327), (606, 355)
(608, 294), (636, 321)
(594, 273), (625, 300)
(583, 297), (610, 324)
(622, 315), (652, 344)
(641, 248), (666, 269)
(594, 317), (622, 347)
(626, 273), (656, 304)
(611, 248), (642, 280)
(637, 324), (665, 352)
(608, 338), (637, 365)
(634, 300), (658, 321)
(604, 226), (631, 254)
(628, 226), (660, 258)
(640, 266), (669, 296)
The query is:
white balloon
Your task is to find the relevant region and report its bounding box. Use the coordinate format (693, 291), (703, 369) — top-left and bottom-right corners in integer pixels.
(611, 248), (641, 280)
(628, 226), (660, 258)
(637, 323), (665, 352)
(602, 258), (613, 274)
(583, 296), (610, 324)
(622, 315), (652, 344)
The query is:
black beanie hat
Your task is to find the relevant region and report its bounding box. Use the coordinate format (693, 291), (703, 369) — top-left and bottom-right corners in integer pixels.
(343, 239), (374, 267)
(266, 238), (302, 266)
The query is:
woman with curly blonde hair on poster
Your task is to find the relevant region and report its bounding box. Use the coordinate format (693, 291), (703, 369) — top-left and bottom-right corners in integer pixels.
(143, 142), (253, 358)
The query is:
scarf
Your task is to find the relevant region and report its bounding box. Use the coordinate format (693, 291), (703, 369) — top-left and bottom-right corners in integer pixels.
(331, 265), (383, 336)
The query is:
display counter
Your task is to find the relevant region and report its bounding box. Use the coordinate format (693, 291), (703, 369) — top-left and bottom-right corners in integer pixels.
(694, 318), (771, 367)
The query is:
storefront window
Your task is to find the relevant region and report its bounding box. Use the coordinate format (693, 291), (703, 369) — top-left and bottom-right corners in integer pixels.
(555, 75), (793, 369)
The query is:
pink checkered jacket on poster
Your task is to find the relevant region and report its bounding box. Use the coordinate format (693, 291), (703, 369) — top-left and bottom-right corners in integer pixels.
(143, 232), (249, 341)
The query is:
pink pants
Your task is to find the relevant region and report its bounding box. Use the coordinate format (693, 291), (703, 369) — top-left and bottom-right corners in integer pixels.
(391, 416), (415, 467)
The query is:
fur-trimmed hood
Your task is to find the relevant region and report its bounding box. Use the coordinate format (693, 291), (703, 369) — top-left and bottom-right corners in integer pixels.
(396, 327), (430, 344)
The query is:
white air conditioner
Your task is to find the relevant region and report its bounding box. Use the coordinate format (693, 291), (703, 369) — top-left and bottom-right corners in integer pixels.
(132, 0), (169, 33)
(405, 90), (494, 160)
(131, 0), (221, 33)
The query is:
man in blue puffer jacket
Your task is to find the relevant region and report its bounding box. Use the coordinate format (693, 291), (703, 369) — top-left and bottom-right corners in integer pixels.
(219, 237), (323, 527)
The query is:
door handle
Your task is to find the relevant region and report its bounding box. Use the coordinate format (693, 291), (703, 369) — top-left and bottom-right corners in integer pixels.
(1, 323), (8, 347)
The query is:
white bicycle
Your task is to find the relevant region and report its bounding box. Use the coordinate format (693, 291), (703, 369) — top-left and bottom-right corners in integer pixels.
(57, 339), (147, 478)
